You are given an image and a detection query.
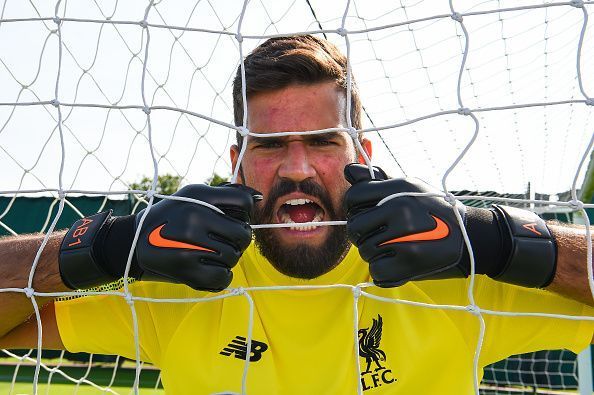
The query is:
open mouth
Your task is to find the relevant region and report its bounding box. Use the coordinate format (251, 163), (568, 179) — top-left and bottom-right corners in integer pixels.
(276, 198), (325, 231)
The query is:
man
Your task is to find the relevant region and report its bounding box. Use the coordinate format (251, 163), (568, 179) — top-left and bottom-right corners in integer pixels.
(0, 35), (593, 394)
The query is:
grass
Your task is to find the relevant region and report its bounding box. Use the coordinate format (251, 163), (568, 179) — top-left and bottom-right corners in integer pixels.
(0, 383), (163, 395)
(0, 362), (163, 395)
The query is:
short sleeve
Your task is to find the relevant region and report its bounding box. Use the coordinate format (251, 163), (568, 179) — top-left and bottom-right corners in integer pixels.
(474, 277), (594, 366)
(55, 281), (208, 366)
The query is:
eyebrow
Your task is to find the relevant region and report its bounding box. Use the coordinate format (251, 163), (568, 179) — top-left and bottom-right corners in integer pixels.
(247, 132), (344, 145)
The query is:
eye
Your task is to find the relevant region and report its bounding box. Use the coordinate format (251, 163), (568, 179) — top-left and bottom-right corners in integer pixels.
(311, 137), (337, 146)
(254, 140), (282, 149)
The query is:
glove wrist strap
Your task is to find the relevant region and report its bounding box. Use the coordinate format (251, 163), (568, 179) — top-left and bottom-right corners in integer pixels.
(59, 211), (141, 290)
(59, 211), (118, 289)
(491, 205), (557, 288)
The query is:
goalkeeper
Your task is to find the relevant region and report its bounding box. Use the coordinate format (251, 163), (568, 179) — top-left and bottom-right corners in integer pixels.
(1, 35), (593, 394)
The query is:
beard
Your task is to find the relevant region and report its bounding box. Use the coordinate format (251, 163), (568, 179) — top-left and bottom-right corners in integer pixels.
(252, 178), (351, 279)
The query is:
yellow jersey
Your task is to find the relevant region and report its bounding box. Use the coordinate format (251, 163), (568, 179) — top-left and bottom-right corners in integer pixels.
(55, 243), (594, 394)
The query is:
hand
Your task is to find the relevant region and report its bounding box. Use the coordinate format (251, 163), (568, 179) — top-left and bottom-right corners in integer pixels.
(343, 164), (466, 287)
(343, 164), (556, 288)
(59, 184), (262, 291)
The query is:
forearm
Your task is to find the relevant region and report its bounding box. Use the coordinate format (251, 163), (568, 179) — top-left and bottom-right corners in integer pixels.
(546, 223), (594, 307)
(0, 231), (68, 338)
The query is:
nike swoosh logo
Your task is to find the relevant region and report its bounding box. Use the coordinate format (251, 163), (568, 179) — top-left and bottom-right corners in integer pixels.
(148, 224), (216, 253)
(380, 215), (450, 246)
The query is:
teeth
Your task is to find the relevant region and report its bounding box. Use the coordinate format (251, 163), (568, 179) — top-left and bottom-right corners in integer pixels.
(280, 212), (293, 223)
(290, 225), (318, 232)
(279, 213), (320, 231)
(285, 198), (313, 206)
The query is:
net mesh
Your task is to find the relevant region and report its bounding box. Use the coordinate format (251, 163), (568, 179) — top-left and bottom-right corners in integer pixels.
(1, 0), (593, 394)
(482, 350), (580, 394)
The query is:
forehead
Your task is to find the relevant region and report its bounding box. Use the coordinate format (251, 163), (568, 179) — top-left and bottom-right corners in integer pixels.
(246, 82), (347, 134)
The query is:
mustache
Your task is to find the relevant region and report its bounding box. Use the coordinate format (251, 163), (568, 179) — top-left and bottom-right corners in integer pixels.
(254, 179), (339, 223)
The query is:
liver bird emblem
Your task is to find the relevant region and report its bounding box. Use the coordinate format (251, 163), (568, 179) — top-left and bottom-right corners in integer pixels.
(358, 315), (387, 374)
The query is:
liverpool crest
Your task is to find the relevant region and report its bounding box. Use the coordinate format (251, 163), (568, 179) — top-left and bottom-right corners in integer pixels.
(358, 315), (396, 391)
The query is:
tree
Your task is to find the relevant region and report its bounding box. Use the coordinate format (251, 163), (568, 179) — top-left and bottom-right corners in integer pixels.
(129, 173), (230, 195)
(209, 173), (229, 186)
(130, 174), (182, 196)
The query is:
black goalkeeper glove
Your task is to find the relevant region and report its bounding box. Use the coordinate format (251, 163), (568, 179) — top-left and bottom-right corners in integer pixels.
(59, 184), (262, 292)
(343, 163), (557, 288)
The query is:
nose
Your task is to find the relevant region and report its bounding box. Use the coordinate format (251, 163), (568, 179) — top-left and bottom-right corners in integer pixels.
(277, 141), (316, 182)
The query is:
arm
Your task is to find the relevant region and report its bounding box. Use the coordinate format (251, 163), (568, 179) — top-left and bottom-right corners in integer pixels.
(1, 183), (260, 350)
(546, 223), (593, 306)
(0, 232), (67, 348)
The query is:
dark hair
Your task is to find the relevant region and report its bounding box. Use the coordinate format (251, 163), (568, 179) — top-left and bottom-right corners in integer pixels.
(232, 35), (362, 145)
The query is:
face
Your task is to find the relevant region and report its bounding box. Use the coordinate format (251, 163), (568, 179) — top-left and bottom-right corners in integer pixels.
(230, 82), (372, 278)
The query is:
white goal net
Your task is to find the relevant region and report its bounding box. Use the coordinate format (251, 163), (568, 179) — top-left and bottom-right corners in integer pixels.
(1, 0), (594, 394)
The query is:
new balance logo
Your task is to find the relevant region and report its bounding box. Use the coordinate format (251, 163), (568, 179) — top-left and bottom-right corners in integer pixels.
(220, 336), (269, 362)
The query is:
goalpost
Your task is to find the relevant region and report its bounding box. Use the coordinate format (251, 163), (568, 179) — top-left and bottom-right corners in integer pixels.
(0, 0), (593, 394)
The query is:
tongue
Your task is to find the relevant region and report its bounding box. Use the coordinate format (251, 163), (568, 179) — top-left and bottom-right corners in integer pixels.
(285, 204), (317, 223)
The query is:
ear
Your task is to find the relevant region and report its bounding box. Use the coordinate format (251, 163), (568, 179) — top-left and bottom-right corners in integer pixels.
(230, 144), (243, 183)
(357, 138), (373, 164)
